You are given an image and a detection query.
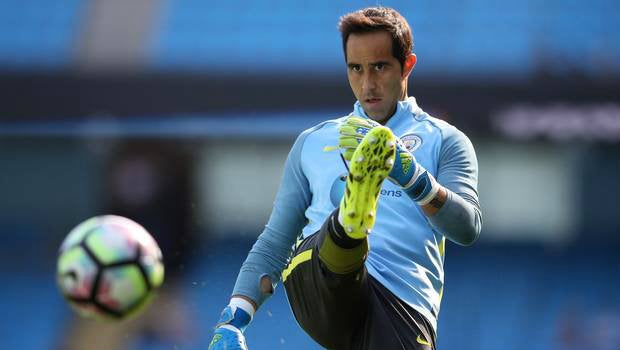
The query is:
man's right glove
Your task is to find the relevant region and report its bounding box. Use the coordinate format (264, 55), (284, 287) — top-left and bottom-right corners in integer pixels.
(208, 299), (253, 350)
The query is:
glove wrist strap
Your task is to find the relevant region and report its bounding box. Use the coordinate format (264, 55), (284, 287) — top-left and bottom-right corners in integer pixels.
(229, 297), (255, 318)
(216, 297), (254, 333)
(404, 169), (440, 206)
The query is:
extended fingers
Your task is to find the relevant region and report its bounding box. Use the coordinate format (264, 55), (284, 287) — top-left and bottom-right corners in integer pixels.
(339, 125), (363, 137)
(339, 116), (381, 161)
(339, 136), (360, 149)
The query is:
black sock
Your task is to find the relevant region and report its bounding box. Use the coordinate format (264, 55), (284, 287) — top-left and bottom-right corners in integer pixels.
(328, 209), (365, 249)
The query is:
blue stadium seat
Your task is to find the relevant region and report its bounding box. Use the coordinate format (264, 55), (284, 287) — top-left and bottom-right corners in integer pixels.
(0, 0), (84, 69)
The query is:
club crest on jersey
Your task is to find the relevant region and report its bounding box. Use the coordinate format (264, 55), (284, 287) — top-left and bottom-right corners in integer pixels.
(400, 134), (423, 152)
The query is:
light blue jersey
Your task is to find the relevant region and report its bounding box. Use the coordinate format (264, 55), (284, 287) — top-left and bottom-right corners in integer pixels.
(233, 97), (482, 332)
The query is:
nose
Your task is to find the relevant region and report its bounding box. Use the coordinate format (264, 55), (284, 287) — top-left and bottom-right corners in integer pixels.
(362, 71), (377, 93)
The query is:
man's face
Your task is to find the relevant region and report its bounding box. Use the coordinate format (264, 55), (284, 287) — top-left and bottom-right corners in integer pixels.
(346, 31), (410, 123)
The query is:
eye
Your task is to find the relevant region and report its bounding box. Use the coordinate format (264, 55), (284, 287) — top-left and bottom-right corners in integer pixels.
(374, 63), (385, 71)
(350, 65), (361, 72)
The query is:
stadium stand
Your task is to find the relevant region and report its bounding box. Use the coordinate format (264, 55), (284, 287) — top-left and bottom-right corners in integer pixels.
(151, 0), (620, 77)
(0, 0), (85, 69)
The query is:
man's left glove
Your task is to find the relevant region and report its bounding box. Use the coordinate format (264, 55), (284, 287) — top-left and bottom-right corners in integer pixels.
(208, 302), (252, 350)
(339, 116), (439, 205)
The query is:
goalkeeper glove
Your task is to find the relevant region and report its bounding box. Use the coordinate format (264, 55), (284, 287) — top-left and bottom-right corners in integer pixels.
(208, 298), (254, 350)
(339, 116), (439, 205)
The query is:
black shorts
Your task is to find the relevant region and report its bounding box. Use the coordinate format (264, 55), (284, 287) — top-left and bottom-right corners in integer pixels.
(282, 219), (436, 350)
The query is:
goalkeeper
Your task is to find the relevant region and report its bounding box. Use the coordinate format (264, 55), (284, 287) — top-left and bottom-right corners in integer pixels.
(209, 6), (482, 350)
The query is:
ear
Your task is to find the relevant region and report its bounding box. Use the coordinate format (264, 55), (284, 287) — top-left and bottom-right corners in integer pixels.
(402, 54), (417, 78)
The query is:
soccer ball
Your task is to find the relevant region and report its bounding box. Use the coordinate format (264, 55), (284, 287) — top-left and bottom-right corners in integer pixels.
(57, 215), (165, 319)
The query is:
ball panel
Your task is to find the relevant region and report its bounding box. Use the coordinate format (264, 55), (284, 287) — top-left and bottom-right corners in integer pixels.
(97, 265), (147, 313)
(67, 301), (104, 320)
(85, 223), (138, 265)
(57, 246), (98, 299)
(140, 250), (165, 288)
(59, 216), (101, 252)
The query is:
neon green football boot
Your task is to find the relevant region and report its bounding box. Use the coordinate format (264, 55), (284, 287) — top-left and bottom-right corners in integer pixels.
(338, 126), (396, 239)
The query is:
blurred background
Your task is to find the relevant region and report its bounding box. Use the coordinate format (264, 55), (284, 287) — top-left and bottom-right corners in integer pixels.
(0, 0), (619, 349)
